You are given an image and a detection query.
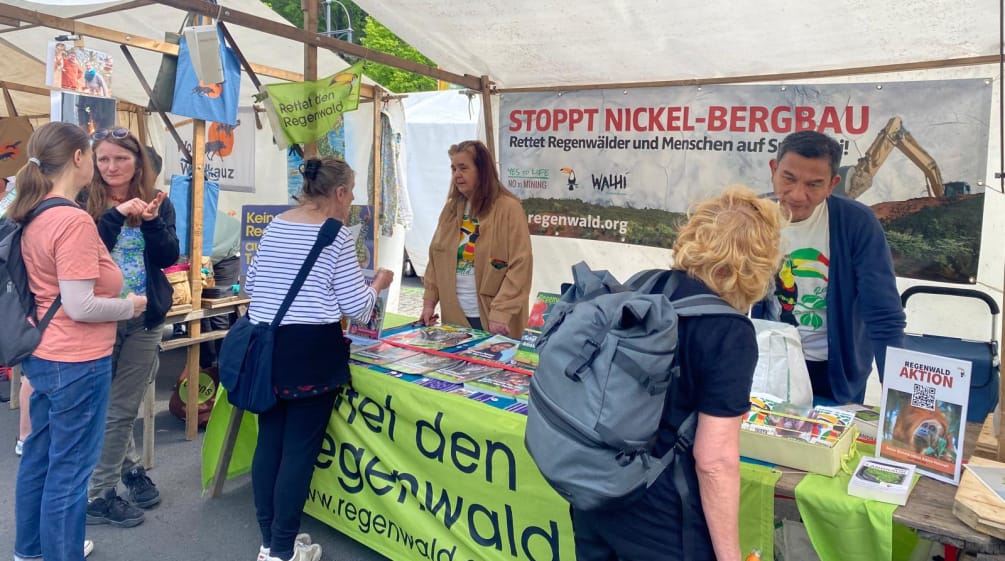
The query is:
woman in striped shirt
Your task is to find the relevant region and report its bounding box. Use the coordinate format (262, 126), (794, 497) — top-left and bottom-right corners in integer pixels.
(246, 157), (393, 561)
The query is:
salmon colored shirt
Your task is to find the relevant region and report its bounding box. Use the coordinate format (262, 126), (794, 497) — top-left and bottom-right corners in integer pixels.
(21, 202), (123, 362)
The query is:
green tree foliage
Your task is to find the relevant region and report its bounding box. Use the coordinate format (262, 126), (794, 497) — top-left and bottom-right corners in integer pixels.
(360, 17), (437, 93)
(262, 0), (367, 41)
(882, 194), (984, 283)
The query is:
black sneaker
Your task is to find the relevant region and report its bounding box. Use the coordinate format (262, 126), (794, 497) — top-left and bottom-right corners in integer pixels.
(87, 490), (145, 528)
(122, 466), (161, 509)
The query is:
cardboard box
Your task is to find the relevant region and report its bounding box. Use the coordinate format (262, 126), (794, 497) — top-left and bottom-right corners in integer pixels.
(740, 424), (857, 476)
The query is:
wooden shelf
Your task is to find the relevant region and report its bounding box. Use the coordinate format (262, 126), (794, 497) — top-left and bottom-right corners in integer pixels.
(163, 298), (249, 324)
(159, 329), (229, 351)
(202, 296), (249, 309)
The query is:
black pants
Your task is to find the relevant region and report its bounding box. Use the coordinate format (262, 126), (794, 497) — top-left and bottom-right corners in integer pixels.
(252, 391), (337, 559)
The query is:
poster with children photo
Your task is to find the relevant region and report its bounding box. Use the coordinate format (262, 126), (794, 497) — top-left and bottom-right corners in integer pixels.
(45, 41), (113, 98)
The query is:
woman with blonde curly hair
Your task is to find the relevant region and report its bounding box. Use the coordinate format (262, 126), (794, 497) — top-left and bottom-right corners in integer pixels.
(571, 186), (784, 561)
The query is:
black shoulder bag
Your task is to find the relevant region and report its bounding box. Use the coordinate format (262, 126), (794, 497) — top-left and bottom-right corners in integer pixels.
(218, 219), (341, 413)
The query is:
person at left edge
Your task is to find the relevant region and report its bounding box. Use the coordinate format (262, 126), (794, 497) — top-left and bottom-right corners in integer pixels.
(80, 127), (178, 528)
(421, 140), (533, 338)
(246, 157), (393, 561)
(12, 121), (144, 561)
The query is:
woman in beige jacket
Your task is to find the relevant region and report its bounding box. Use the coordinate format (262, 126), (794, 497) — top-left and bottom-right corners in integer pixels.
(420, 140), (532, 338)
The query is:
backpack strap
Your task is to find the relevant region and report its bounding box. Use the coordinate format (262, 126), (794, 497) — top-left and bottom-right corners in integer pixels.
(269, 218), (342, 328)
(23, 198), (80, 330)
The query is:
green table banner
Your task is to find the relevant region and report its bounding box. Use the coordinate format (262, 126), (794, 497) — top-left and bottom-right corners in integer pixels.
(203, 367), (576, 561)
(739, 462), (782, 561)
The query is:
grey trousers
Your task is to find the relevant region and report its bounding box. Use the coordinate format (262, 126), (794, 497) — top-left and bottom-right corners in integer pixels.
(88, 315), (161, 499)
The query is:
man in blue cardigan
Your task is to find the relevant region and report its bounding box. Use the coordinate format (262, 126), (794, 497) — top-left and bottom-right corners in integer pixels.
(753, 131), (905, 404)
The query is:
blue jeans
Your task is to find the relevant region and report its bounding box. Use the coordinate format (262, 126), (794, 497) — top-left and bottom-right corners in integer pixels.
(15, 356), (112, 561)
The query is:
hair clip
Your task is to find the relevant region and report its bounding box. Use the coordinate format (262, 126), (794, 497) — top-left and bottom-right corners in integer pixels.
(300, 158), (322, 181)
(28, 157), (41, 166)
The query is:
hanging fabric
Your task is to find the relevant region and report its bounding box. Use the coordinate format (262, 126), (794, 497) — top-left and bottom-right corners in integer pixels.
(171, 25), (240, 126)
(169, 172), (220, 257)
(0, 117), (33, 177)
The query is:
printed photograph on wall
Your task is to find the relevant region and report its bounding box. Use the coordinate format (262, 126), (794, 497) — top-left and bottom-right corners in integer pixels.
(45, 41), (113, 97)
(50, 91), (116, 134)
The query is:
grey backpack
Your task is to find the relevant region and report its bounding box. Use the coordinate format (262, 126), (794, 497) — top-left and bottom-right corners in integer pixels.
(0, 198), (76, 366)
(525, 262), (742, 511)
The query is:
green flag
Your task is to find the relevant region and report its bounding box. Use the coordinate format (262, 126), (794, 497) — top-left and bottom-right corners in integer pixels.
(260, 61), (363, 148)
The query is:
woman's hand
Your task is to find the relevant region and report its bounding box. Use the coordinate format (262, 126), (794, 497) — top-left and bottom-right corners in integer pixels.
(488, 321), (510, 336)
(116, 198), (146, 217)
(420, 300), (439, 326)
(371, 267), (394, 292)
(125, 292), (147, 318)
(141, 192), (166, 221)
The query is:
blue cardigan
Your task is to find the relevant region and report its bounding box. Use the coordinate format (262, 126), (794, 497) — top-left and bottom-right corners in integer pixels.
(753, 195), (905, 403)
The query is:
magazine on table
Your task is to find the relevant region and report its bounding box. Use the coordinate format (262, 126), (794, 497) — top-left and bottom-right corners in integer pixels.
(964, 464), (1005, 506)
(515, 292), (562, 369)
(456, 334), (521, 364)
(834, 403), (881, 440)
(877, 346), (971, 485)
(384, 353), (459, 375)
(345, 269), (388, 349)
(351, 341), (419, 366)
(383, 324), (489, 351)
(847, 456), (916, 506)
(426, 361), (501, 384)
(465, 369), (532, 402)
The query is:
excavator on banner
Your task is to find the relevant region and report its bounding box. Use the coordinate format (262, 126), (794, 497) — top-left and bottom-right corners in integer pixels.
(838, 116), (971, 200)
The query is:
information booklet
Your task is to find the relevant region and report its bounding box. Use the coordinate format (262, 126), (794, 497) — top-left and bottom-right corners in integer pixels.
(877, 346), (971, 485)
(351, 341), (419, 366)
(382, 353), (458, 375)
(465, 369), (532, 402)
(515, 292), (562, 369)
(457, 334), (521, 364)
(425, 361), (501, 384)
(346, 269), (388, 349)
(384, 324), (489, 351)
(964, 464), (1005, 506)
(847, 456), (916, 505)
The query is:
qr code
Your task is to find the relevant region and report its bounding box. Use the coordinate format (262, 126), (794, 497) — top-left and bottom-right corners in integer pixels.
(910, 383), (936, 410)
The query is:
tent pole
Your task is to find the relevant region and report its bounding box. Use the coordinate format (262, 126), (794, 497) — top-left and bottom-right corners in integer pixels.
(495, 55), (1000, 94)
(185, 119), (206, 440)
(2, 86), (17, 117)
(0, 3), (307, 84)
(371, 87), (383, 267)
(302, 0), (318, 157)
(480, 75), (495, 156)
(119, 45), (193, 163)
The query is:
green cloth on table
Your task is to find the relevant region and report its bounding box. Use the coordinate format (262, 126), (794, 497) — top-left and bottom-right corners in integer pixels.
(740, 462), (782, 561)
(794, 443), (919, 561)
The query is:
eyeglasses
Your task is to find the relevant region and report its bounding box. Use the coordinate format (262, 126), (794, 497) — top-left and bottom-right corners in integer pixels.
(91, 127), (130, 141)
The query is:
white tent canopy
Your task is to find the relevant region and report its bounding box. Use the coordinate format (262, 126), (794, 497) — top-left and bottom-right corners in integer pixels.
(356, 0), (998, 89)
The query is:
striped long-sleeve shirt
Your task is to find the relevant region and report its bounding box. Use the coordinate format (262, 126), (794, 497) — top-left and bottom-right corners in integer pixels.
(245, 218), (375, 326)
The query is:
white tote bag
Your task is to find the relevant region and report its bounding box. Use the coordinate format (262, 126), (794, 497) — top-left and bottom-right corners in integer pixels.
(750, 319), (814, 407)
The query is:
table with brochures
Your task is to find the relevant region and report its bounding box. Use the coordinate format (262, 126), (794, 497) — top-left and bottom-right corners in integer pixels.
(201, 315), (1005, 561)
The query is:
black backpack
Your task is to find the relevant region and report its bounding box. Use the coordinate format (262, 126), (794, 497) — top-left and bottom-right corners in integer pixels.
(0, 198), (78, 366)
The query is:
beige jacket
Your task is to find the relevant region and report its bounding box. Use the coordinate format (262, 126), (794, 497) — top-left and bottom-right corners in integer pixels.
(423, 194), (533, 338)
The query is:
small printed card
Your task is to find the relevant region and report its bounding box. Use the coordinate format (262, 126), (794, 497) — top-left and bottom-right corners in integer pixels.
(848, 456), (916, 506)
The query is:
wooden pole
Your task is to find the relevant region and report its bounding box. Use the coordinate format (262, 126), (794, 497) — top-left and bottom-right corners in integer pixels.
(185, 119), (206, 440)
(480, 75), (495, 157)
(2, 86), (17, 117)
(371, 87), (382, 267)
(302, 0), (318, 157)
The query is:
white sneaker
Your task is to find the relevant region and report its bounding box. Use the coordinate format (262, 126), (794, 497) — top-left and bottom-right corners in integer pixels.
(84, 539), (94, 558)
(263, 544), (322, 561)
(257, 534), (313, 561)
(15, 439), (23, 456)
